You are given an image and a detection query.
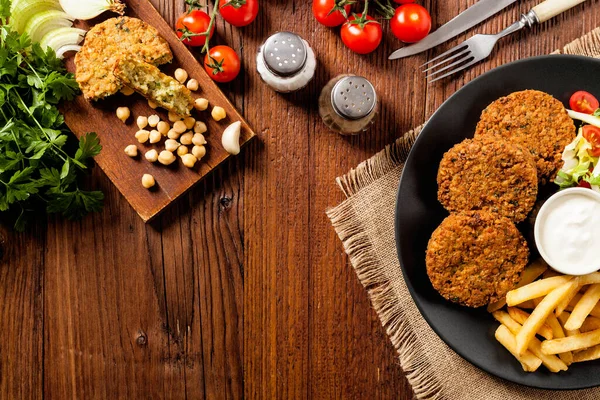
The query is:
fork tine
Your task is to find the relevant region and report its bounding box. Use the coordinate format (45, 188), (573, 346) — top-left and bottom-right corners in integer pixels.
(421, 43), (469, 68)
(425, 54), (475, 79)
(422, 48), (471, 73)
(428, 58), (480, 83)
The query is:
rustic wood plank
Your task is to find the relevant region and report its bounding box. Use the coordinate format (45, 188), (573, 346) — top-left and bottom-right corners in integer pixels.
(62, 0), (255, 222)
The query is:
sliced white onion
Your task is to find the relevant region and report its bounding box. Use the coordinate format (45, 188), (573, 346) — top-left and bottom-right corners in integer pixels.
(568, 109), (600, 128)
(9, 0), (61, 33)
(40, 27), (86, 53)
(59, 0), (125, 20)
(56, 44), (82, 58)
(25, 10), (74, 43)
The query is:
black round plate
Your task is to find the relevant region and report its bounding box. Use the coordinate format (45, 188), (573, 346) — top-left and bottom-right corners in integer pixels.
(395, 55), (600, 390)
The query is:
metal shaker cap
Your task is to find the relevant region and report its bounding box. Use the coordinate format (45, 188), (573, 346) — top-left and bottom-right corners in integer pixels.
(331, 76), (377, 120)
(262, 32), (307, 77)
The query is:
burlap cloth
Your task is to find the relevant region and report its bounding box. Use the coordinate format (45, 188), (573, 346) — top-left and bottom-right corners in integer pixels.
(326, 28), (600, 400)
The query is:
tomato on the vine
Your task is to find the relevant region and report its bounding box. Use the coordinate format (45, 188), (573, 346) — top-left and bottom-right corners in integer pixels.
(176, 10), (214, 47)
(312, 0), (352, 27)
(390, 4), (431, 43)
(219, 0), (259, 27)
(204, 45), (241, 83)
(583, 125), (600, 157)
(340, 14), (382, 54)
(570, 91), (600, 115)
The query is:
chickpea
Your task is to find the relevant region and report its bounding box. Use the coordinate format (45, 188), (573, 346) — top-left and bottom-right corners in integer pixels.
(211, 106), (226, 121)
(142, 174), (156, 189)
(120, 86), (134, 96)
(148, 99), (158, 109)
(157, 121), (170, 135)
(183, 116), (196, 130)
(194, 98), (209, 111)
(164, 139), (180, 152)
(177, 146), (189, 156)
(137, 116), (148, 129)
(181, 153), (197, 168)
(148, 114), (160, 127)
(173, 120), (187, 134)
(192, 133), (207, 146)
(135, 129), (150, 143)
(145, 149), (159, 162)
(194, 121), (207, 134)
(174, 68), (188, 83)
(179, 132), (193, 145)
(124, 145), (138, 157)
(149, 130), (162, 144)
(167, 129), (181, 140)
(158, 150), (176, 165)
(168, 111), (182, 122)
(186, 78), (199, 91)
(116, 106), (130, 123)
(192, 145), (206, 159)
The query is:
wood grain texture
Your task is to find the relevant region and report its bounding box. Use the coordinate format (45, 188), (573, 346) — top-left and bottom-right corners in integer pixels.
(1, 0), (599, 399)
(62, 0), (255, 222)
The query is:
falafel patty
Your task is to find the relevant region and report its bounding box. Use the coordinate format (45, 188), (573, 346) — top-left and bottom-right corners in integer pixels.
(474, 90), (575, 184)
(426, 210), (528, 307)
(75, 17), (173, 100)
(437, 136), (538, 222)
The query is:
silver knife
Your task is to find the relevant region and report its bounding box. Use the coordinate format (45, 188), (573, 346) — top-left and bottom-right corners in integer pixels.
(389, 0), (518, 60)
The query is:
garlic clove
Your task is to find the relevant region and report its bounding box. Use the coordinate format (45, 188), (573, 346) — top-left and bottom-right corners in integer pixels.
(221, 121), (241, 155)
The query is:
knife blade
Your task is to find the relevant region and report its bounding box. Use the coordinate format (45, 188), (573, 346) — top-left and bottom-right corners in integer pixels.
(389, 0), (518, 60)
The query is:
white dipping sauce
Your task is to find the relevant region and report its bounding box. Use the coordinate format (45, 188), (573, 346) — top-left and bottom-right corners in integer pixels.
(535, 188), (600, 275)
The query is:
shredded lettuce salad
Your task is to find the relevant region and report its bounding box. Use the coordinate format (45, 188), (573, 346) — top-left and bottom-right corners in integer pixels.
(555, 110), (600, 191)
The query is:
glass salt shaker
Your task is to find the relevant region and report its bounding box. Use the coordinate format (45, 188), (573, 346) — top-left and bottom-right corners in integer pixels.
(318, 75), (378, 135)
(256, 31), (316, 93)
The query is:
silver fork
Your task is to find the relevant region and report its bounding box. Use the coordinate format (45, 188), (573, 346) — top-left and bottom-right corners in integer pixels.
(423, 0), (587, 83)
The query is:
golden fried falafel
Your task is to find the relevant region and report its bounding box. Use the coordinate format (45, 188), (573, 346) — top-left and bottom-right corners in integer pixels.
(437, 136), (538, 222)
(114, 57), (194, 116)
(475, 90), (576, 184)
(426, 210), (528, 308)
(75, 17), (173, 100)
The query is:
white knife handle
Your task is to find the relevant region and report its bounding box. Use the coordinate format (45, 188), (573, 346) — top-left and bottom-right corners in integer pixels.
(532, 0), (586, 23)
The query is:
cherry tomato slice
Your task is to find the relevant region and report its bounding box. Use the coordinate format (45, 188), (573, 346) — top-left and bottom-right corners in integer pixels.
(578, 179), (592, 189)
(583, 125), (600, 157)
(570, 91), (600, 115)
(312, 0), (351, 27)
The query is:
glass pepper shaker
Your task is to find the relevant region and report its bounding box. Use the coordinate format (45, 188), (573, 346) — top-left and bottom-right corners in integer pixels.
(318, 75), (378, 135)
(256, 31), (317, 93)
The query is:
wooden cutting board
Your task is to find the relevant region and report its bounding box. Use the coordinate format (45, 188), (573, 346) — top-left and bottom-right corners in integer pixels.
(62, 0), (255, 222)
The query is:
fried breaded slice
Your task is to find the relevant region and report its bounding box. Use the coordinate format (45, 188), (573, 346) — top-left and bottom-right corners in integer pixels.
(75, 17), (173, 100)
(114, 57), (194, 116)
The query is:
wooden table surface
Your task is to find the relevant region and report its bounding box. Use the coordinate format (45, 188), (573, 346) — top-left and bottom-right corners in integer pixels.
(1, 0), (598, 398)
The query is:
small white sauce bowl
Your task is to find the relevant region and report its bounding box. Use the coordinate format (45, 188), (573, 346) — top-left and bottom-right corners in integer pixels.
(534, 187), (600, 276)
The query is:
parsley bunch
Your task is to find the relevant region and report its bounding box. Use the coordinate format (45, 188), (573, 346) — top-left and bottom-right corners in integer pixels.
(0, 9), (104, 230)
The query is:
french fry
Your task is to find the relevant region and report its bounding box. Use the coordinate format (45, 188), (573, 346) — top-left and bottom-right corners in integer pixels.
(542, 269), (561, 279)
(565, 283), (600, 331)
(556, 278), (582, 317)
(573, 344), (600, 363)
(515, 280), (578, 355)
(506, 276), (572, 307)
(546, 314), (574, 365)
(495, 324), (542, 372)
(557, 311), (581, 337)
(541, 329), (600, 354)
(492, 311), (568, 372)
(487, 261), (548, 313)
(518, 300), (537, 309)
(580, 316), (600, 333)
(507, 307), (553, 340)
(578, 272), (600, 286)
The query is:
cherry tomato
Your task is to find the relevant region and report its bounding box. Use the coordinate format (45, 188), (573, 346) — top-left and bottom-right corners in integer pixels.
(390, 4), (431, 43)
(340, 14), (382, 55)
(578, 179), (592, 189)
(583, 125), (600, 157)
(219, 0), (258, 27)
(204, 45), (241, 83)
(176, 10), (214, 47)
(312, 0), (351, 27)
(570, 91), (600, 115)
